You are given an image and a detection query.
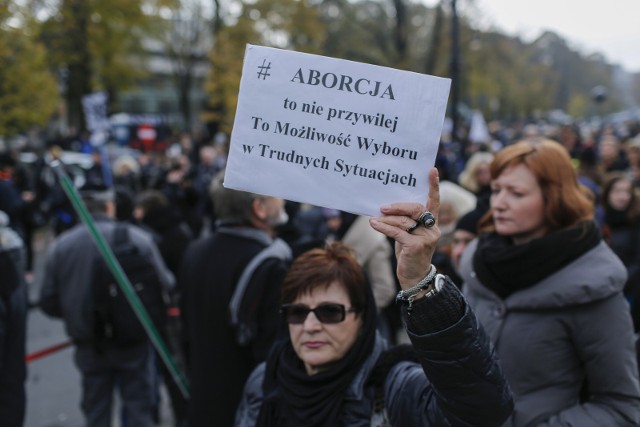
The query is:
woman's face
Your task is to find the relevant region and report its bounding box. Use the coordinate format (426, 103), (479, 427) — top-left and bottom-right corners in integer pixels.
(599, 139), (618, 162)
(451, 229), (475, 270)
(474, 162), (492, 187)
(608, 178), (633, 211)
(490, 164), (548, 245)
(289, 281), (362, 376)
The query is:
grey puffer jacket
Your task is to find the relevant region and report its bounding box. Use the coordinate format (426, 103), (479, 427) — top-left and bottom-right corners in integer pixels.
(461, 240), (640, 427)
(236, 282), (513, 427)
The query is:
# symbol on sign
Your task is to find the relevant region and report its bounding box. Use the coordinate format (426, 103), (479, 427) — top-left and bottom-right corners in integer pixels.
(257, 59), (272, 80)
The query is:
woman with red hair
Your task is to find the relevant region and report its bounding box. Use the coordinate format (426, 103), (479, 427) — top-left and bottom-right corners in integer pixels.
(460, 139), (640, 426)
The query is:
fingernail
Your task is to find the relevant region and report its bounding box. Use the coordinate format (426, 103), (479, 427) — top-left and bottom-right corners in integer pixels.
(370, 219), (379, 226)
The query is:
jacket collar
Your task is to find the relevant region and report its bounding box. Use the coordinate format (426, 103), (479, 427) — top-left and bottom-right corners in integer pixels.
(216, 225), (273, 247)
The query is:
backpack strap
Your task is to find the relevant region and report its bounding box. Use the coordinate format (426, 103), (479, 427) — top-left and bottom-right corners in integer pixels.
(228, 238), (292, 346)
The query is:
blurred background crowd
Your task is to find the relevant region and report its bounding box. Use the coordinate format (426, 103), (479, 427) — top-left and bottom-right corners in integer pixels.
(2, 113), (640, 319)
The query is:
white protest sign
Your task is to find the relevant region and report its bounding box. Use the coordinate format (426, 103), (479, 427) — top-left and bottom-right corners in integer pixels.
(82, 92), (110, 132)
(224, 44), (451, 217)
(469, 110), (490, 144)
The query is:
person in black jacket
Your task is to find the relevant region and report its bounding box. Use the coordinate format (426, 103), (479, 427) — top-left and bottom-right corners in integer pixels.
(0, 211), (28, 427)
(133, 190), (194, 427)
(601, 172), (640, 330)
(134, 190), (194, 277)
(235, 168), (513, 426)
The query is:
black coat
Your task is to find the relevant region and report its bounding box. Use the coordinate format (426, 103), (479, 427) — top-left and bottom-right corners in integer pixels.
(0, 180), (25, 237)
(0, 247), (28, 427)
(608, 222), (640, 278)
(140, 206), (194, 278)
(606, 219), (640, 330)
(180, 227), (289, 427)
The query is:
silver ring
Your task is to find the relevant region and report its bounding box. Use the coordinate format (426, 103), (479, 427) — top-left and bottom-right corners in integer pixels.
(406, 222), (419, 234)
(418, 211), (436, 228)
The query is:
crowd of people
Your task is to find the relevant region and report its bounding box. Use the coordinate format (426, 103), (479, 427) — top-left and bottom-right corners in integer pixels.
(0, 115), (640, 426)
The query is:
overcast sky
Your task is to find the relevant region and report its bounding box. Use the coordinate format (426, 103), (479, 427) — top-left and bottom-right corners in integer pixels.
(421, 0), (640, 73)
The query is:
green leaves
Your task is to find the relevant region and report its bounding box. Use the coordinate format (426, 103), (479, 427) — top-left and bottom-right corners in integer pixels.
(0, 26), (58, 136)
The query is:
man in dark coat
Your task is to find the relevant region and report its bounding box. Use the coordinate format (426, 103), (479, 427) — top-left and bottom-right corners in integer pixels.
(179, 169), (291, 427)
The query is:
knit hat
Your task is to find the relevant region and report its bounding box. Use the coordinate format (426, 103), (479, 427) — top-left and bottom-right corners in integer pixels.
(455, 208), (484, 235)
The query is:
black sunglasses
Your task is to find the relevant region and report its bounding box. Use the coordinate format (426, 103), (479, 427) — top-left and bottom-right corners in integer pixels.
(280, 303), (357, 324)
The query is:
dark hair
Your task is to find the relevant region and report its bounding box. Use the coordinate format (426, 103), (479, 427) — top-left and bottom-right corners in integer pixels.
(135, 190), (169, 215)
(479, 139), (594, 233)
(281, 242), (366, 313)
(601, 172), (640, 222)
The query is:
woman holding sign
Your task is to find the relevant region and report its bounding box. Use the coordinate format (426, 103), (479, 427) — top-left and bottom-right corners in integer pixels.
(235, 168), (513, 426)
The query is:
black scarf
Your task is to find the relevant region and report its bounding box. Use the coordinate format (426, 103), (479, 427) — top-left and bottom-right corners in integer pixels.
(473, 221), (601, 299)
(604, 206), (631, 229)
(256, 283), (378, 427)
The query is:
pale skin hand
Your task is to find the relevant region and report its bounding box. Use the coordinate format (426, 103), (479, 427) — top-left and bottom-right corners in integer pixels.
(369, 167), (441, 290)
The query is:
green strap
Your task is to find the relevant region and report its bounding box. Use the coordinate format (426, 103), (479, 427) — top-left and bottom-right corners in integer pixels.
(50, 160), (190, 399)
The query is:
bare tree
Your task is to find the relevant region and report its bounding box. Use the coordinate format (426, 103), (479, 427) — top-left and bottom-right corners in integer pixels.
(424, 0), (444, 75)
(391, 0), (408, 66)
(63, 0), (92, 132)
(211, 0), (223, 36)
(163, 0), (211, 132)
